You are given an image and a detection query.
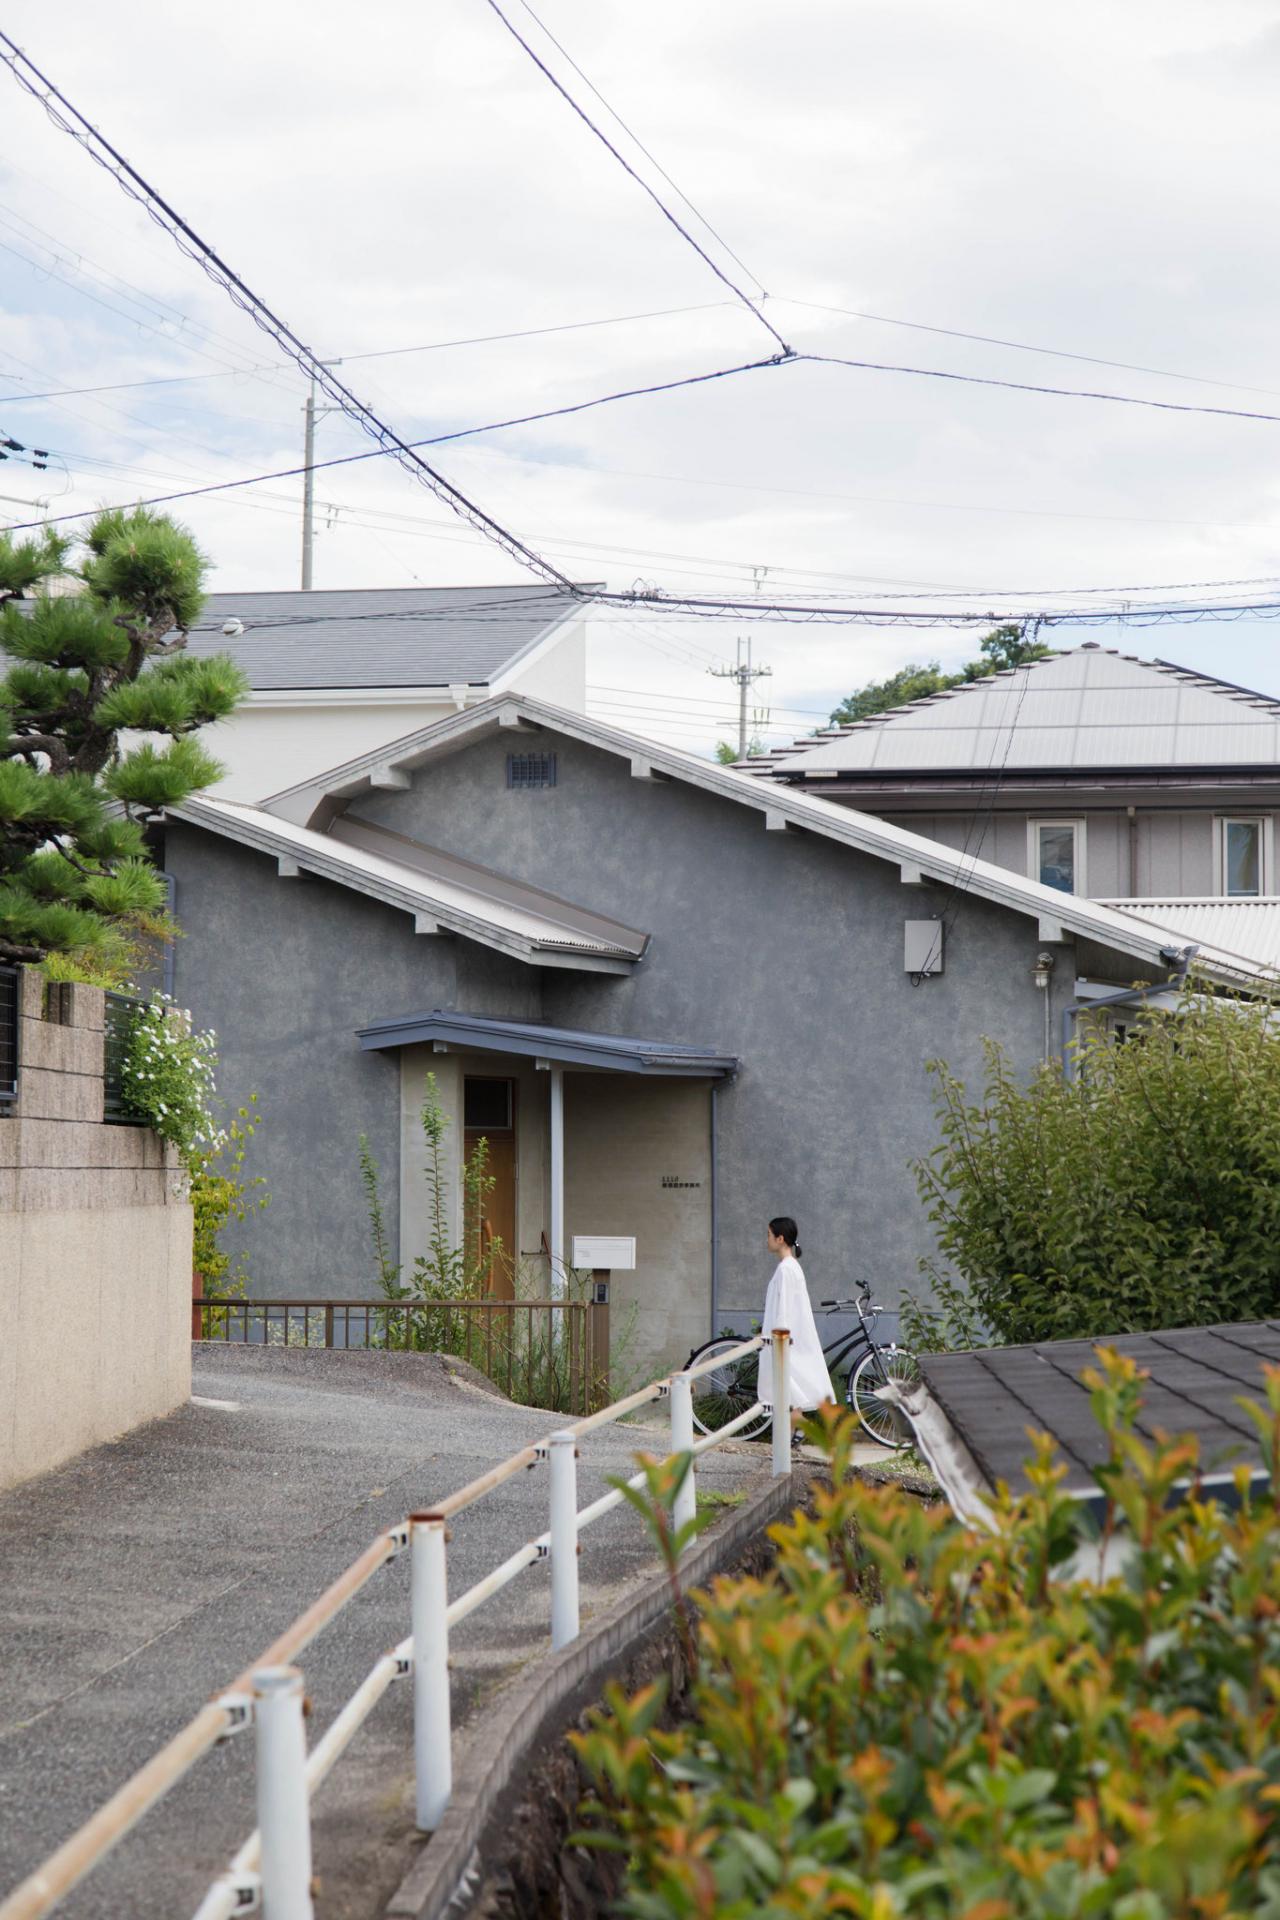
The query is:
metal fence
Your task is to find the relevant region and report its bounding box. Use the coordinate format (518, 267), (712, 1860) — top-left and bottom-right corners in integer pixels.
(0, 964), (18, 1110)
(194, 1297), (600, 1416)
(102, 990), (144, 1125)
(0, 1330), (795, 1920)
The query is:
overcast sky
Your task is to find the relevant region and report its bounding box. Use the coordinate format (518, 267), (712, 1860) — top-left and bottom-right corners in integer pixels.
(3, 0), (1280, 754)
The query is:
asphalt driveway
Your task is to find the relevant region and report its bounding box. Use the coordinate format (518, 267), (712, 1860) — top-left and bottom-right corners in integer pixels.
(0, 1345), (772, 1920)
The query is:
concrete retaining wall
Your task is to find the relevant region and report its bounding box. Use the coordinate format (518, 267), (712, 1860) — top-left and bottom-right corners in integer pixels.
(0, 968), (193, 1490)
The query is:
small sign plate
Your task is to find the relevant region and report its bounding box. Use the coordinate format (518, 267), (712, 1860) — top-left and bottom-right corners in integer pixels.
(571, 1234), (637, 1271)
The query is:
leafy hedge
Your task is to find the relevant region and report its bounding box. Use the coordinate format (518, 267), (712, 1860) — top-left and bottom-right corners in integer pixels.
(909, 987), (1280, 1349)
(575, 1353), (1280, 1917)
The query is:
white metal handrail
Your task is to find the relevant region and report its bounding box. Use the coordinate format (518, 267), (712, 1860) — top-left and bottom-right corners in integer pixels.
(0, 1328), (791, 1920)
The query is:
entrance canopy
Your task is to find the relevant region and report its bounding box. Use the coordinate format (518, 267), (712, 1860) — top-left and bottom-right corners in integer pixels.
(356, 1008), (738, 1077)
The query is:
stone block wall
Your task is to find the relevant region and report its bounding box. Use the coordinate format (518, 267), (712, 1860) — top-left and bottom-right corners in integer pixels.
(0, 967), (193, 1490)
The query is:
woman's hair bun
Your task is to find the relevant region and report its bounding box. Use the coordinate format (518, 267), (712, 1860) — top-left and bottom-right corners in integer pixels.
(769, 1215), (800, 1255)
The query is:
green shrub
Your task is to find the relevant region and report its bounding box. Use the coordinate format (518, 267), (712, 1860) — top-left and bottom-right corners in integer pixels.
(191, 1096), (269, 1300)
(909, 984), (1280, 1348)
(575, 1351), (1280, 1917)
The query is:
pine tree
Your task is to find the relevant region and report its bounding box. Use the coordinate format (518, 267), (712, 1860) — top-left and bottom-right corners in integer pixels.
(0, 507), (248, 980)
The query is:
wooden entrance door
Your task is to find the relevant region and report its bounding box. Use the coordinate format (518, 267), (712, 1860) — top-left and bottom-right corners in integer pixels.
(464, 1076), (516, 1300)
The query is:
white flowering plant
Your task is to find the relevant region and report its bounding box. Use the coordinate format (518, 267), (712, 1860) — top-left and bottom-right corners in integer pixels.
(119, 993), (220, 1161)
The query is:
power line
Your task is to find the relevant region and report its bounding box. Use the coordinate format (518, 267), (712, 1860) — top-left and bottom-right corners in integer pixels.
(780, 296), (1280, 404)
(336, 298), (739, 363)
(517, 449), (1272, 534)
(0, 31), (570, 589)
(805, 351), (1280, 430)
(0, 352), (790, 533)
(0, 193), (302, 379)
(509, 0), (767, 296)
(0, 299), (741, 405)
(478, 0), (792, 358)
(595, 590), (1280, 629)
(0, 363), (284, 405)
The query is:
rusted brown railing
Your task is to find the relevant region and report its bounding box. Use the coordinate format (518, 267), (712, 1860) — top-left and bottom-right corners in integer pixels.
(193, 1297), (602, 1415)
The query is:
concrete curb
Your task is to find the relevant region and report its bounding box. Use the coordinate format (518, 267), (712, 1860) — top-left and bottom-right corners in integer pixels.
(385, 1470), (799, 1920)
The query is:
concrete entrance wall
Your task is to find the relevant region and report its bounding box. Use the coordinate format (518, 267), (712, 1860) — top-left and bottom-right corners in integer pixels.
(396, 1051), (713, 1375)
(0, 970), (193, 1491)
(564, 1075), (712, 1380)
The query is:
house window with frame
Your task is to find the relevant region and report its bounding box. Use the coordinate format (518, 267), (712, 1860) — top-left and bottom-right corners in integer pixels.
(1029, 819), (1084, 896)
(1222, 817), (1264, 898)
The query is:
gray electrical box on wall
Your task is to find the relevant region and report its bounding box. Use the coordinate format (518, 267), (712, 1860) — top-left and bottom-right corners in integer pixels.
(904, 920), (944, 975)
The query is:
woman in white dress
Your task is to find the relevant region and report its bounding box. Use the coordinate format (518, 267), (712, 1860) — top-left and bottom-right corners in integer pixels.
(758, 1216), (835, 1412)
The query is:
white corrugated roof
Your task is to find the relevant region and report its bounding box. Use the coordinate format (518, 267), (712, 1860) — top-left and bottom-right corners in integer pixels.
(1101, 898), (1280, 973)
(754, 647), (1280, 775)
(168, 794), (641, 973)
(254, 695), (1276, 989)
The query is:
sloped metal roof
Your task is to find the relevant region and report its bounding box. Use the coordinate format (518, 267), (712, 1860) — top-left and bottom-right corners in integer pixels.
(1101, 897), (1280, 973)
(182, 584), (593, 690)
(753, 646), (1280, 776)
(356, 1010), (737, 1076)
(167, 793), (641, 973)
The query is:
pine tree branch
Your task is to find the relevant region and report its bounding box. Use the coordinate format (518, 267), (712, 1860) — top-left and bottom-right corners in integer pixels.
(7, 729), (70, 773)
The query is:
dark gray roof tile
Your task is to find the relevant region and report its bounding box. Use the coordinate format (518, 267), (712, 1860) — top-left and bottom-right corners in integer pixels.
(185, 584), (595, 690)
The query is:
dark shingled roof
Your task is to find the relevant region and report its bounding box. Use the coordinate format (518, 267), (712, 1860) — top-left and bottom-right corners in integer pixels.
(918, 1320), (1280, 1500)
(182, 584), (595, 690)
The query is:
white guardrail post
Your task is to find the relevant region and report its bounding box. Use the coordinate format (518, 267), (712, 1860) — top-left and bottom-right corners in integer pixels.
(411, 1512), (452, 1831)
(548, 1431), (581, 1650)
(771, 1327), (792, 1477)
(668, 1370), (697, 1543)
(253, 1667), (314, 1920)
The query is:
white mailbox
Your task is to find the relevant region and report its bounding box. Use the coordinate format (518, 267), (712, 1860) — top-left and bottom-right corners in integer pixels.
(571, 1235), (636, 1271)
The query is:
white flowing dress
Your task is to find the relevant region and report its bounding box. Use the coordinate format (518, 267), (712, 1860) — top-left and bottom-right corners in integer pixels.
(757, 1254), (835, 1410)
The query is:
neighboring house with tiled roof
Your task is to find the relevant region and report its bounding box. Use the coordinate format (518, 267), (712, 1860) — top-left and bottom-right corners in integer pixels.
(746, 643), (1280, 976)
(182, 583), (595, 799)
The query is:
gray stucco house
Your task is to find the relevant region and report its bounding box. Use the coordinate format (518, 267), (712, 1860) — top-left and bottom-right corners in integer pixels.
(158, 695), (1258, 1376)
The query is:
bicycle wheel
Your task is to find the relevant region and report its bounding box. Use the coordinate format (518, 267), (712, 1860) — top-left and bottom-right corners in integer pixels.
(849, 1345), (919, 1449)
(686, 1338), (771, 1441)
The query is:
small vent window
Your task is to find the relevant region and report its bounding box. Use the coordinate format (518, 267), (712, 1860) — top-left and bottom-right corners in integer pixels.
(507, 751), (556, 790)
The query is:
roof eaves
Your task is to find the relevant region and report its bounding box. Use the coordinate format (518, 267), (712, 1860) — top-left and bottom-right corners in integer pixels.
(251, 693), (1266, 989)
(355, 1010), (738, 1075)
(167, 796), (634, 975)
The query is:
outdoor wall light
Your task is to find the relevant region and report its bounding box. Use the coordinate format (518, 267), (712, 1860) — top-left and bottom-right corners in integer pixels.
(1033, 951), (1056, 990)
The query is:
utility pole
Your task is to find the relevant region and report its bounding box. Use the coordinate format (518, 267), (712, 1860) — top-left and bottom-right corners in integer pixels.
(301, 373), (317, 591)
(300, 363), (342, 590)
(710, 637), (772, 761)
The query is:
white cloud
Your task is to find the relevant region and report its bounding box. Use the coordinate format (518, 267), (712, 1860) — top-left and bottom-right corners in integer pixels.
(2, 0), (1280, 752)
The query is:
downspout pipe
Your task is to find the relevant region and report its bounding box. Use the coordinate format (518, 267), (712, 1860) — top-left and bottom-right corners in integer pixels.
(1060, 943), (1198, 1080)
(709, 1080), (719, 1340)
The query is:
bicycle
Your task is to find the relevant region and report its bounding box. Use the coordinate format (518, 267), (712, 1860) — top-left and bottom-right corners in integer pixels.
(684, 1285), (919, 1449)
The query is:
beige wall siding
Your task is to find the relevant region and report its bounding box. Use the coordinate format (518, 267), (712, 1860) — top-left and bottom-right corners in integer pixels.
(879, 807), (1250, 900)
(1, 1205), (192, 1489)
(1139, 811), (1215, 896)
(0, 970), (192, 1491)
(564, 1075), (712, 1381)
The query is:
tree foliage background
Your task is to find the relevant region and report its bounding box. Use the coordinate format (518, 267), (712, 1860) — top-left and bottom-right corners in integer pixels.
(0, 508), (246, 981)
(907, 983), (1280, 1350)
(830, 622), (1052, 726)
